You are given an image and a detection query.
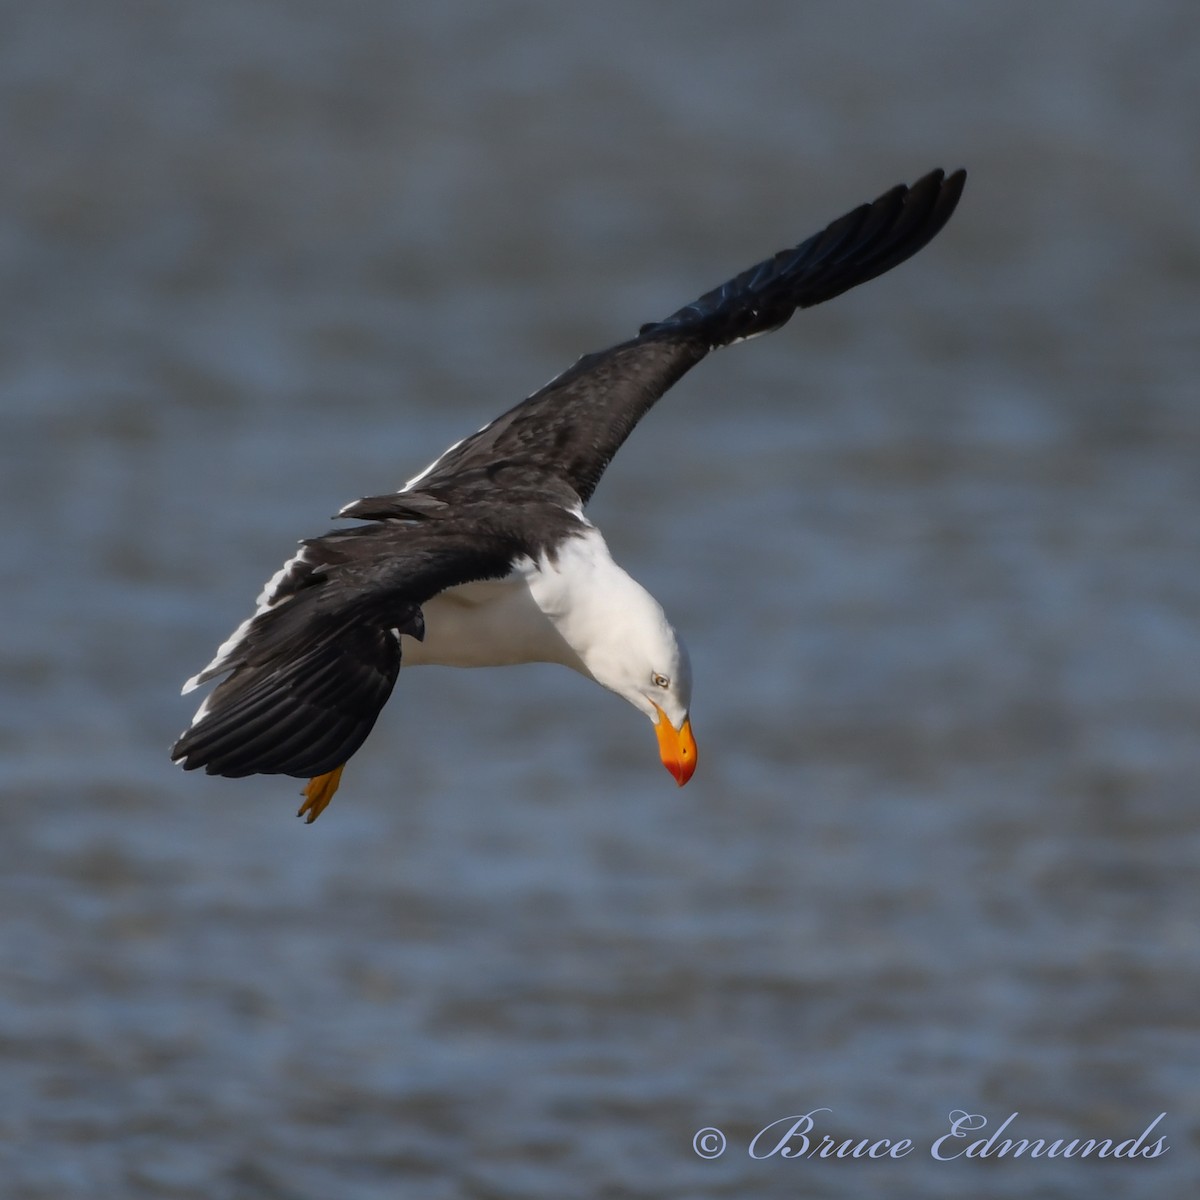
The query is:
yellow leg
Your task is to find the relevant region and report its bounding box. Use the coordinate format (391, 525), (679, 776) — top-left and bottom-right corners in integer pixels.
(298, 763), (345, 823)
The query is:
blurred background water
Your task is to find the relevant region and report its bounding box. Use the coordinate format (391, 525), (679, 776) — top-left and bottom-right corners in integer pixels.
(2, 2), (1198, 1196)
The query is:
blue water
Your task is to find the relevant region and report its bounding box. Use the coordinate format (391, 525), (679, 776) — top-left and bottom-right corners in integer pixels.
(2, 3), (1198, 1196)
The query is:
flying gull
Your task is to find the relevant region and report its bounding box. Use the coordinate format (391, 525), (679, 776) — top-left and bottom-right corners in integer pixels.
(172, 167), (966, 820)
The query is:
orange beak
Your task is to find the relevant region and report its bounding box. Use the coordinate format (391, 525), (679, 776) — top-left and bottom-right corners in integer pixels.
(653, 704), (697, 786)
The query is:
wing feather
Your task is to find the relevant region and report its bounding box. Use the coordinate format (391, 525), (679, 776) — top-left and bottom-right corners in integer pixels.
(172, 513), (530, 780)
(405, 168), (965, 505)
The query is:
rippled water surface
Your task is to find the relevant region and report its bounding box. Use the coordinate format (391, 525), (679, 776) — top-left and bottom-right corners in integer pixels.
(3, 3), (1198, 1196)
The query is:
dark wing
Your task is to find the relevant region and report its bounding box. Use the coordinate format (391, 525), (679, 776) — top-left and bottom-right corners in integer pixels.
(401, 167), (965, 507)
(171, 504), (543, 779)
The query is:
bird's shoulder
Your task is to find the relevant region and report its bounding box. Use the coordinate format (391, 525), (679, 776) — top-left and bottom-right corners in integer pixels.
(265, 482), (589, 616)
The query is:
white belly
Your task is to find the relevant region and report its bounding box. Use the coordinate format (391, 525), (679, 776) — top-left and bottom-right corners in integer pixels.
(401, 572), (586, 673)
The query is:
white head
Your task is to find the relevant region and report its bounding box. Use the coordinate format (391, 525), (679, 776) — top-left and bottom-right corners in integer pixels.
(555, 547), (697, 786)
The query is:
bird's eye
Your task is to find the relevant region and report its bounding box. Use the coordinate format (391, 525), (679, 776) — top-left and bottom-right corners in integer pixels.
(652, 673), (670, 689)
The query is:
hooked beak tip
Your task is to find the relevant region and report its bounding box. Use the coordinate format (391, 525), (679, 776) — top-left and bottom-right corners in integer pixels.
(653, 706), (697, 787)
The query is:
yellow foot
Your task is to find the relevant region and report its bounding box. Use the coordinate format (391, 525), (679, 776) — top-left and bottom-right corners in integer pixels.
(298, 764), (345, 823)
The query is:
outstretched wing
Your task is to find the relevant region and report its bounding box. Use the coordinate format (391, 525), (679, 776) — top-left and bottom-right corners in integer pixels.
(171, 508), (534, 780)
(400, 168), (965, 507)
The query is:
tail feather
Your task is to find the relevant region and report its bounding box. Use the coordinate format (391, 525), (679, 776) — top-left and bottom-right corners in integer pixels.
(641, 167), (966, 348)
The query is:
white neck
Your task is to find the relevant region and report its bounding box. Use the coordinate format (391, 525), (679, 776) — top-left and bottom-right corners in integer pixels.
(527, 528), (690, 725)
(526, 528), (647, 663)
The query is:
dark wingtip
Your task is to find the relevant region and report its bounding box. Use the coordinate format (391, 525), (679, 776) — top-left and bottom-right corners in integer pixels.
(640, 166), (967, 345)
(813, 165), (966, 301)
(917, 167), (967, 244)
